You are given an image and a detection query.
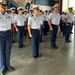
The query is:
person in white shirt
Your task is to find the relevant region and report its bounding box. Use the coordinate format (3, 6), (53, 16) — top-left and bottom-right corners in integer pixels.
(23, 9), (28, 18)
(14, 7), (26, 48)
(44, 10), (49, 35)
(39, 10), (44, 42)
(26, 8), (33, 20)
(66, 7), (74, 34)
(10, 7), (17, 43)
(48, 4), (60, 49)
(64, 7), (74, 43)
(26, 8), (33, 39)
(28, 7), (43, 59)
(23, 9), (28, 36)
(60, 12), (66, 36)
(6, 9), (11, 14)
(0, 1), (14, 75)
(25, 0), (34, 12)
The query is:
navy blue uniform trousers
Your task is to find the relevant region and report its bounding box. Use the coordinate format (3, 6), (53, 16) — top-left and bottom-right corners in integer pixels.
(50, 24), (58, 47)
(70, 22), (73, 33)
(31, 29), (40, 57)
(40, 26), (44, 42)
(0, 30), (12, 70)
(60, 22), (65, 36)
(44, 21), (49, 35)
(17, 26), (25, 47)
(64, 23), (72, 41)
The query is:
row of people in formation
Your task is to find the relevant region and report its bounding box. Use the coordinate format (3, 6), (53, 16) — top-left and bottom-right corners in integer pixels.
(7, 6), (74, 48)
(0, 2), (74, 75)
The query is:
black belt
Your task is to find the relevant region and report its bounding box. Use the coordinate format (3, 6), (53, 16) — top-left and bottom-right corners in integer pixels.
(0, 30), (11, 33)
(17, 26), (24, 27)
(68, 22), (72, 24)
(52, 24), (58, 26)
(31, 29), (40, 30)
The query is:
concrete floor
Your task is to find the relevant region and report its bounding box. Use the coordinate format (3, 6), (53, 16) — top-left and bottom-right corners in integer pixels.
(6, 26), (75, 75)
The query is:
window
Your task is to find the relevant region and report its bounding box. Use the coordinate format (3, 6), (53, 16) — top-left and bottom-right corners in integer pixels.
(34, 0), (53, 6)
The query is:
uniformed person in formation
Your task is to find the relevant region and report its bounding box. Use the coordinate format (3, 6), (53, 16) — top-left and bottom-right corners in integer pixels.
(64, 7), (74, 43)
(0, 0), (14, 75)
(26, 8), (33, 20)
(10, 7), (17, 43)
(60, 12), (66, 36)
(14, 7), (26, 48)
(39, 10), (44, 42)
(44, 10), (49, 35)
(23, 9), (28, 36)
(48, 4), (60, 49)
(6, 9), (11, 14)
(23, 9), (28, 18)
(28, 7), (43, 59)
(26, 8), (33, 39)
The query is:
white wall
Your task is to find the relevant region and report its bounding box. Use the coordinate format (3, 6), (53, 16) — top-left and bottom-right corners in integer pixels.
(69, 0), (75, 10)
(62, 0), (70, 11)
(31, 4), (52, 11)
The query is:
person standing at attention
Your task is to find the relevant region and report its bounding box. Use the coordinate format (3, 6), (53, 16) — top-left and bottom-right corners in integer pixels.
(14, 7), (26, 48)
(0, 0), (14, 75)
(48, 4), (60, 49)
(28, 7), (43, 59)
